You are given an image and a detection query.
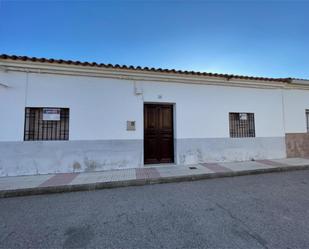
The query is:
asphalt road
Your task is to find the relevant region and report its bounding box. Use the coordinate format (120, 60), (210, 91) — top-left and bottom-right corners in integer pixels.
(1, 170), (309, 249)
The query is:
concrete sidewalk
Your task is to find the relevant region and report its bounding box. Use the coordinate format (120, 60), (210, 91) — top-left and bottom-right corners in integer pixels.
(1, 157), (309, 198)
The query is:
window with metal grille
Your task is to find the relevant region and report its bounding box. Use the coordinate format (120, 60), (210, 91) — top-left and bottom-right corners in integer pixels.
(24, 107), (69, 141)
(229, 112), (255, 138)
(306, 110), (309, 132)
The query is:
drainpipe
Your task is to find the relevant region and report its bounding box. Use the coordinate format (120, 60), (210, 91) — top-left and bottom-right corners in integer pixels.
(24, 70), (29, 107)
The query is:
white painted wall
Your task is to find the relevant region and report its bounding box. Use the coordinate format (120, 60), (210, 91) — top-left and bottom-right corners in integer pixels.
(283, 89), (309, 133)
(0, 71), (27, 141)
(26, 73), (143, 140)
(0, 70), (288, 142)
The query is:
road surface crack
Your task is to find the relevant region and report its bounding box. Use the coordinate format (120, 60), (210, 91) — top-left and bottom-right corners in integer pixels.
(215, 203), (269, 249)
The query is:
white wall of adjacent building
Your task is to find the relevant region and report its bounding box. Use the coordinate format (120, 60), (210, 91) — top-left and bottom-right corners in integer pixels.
(283, 89), (309, 133)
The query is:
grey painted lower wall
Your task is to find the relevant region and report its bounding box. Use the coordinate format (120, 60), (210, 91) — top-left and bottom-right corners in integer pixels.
(176, 137), (286, 165)
(0, 140), (143, 177)
(0, 137), (286, 177)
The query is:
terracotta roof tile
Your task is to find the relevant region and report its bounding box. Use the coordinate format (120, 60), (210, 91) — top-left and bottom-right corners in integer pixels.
(0, 54), (293, 83)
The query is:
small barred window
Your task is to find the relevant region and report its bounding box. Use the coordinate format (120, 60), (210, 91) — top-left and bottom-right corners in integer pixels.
(24, 107), (69, 141)
(229, 112), (255, 138)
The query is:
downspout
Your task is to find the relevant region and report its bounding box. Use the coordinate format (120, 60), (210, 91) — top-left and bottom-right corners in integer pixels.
(24, 70), (29, 107)
(23, 70), (30, 141)
(133, 80), (144, 167)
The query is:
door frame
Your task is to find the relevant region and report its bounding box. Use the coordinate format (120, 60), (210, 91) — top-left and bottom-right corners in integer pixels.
(143, 102), (176, 165)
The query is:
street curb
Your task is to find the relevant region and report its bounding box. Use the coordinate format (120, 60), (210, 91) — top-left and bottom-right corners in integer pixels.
(1, 164), (309, 198)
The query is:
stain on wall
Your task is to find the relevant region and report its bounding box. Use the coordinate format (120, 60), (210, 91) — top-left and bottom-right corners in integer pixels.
(177, 137), (286, 164)
(0, 140), (143, 177)
(72, 161), (81, 171)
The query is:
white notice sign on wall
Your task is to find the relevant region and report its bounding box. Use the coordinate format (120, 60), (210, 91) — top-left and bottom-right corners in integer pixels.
(239, 113), (248, 121)
(43, 108), (61, 121)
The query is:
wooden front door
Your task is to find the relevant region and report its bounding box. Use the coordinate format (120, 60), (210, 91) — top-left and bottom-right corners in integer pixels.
(144, 104), (174, 164)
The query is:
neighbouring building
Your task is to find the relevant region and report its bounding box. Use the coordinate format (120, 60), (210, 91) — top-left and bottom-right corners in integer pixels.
(0, 54), (309, 177)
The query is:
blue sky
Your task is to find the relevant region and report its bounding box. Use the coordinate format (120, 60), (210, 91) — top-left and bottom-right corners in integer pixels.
(0, 0), (309, 78)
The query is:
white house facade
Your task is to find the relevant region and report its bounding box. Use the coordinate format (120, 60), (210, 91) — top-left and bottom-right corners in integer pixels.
(0, 55), (309, 177)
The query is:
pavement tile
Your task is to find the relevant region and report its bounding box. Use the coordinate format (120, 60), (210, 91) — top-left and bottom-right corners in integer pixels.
(0, 174), (53, 190)
(200, 163), (232, 173)
(39, 173), (79, 187)
(221, 161), (272, 171)
(70, 169), (137, 184)
(270, 158), (309, 166)
(156, 164), (212, 177)
(256, 159), (289, 167)
(155, 166), (186, 172)
(136, 168), (160, 180)
(159, 170), (196, 177)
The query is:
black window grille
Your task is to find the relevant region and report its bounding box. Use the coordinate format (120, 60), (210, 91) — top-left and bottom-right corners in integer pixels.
(229, 112), (255, 138)
(24, 107), (69, 141)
